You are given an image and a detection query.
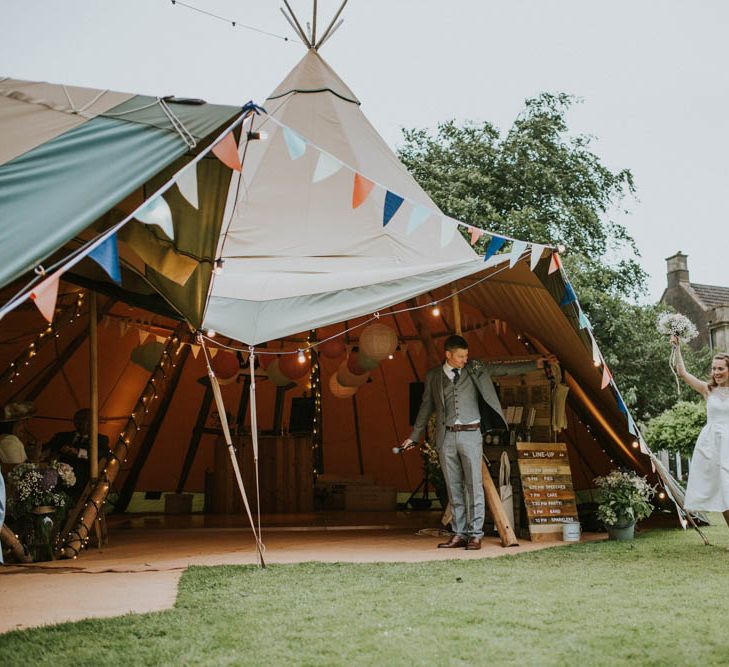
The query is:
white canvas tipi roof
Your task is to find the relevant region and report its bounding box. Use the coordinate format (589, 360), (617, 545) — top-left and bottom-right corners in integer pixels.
(203, 48), (485, 344)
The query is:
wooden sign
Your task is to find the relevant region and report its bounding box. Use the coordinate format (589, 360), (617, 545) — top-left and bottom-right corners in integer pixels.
(516, 442), (578, 541)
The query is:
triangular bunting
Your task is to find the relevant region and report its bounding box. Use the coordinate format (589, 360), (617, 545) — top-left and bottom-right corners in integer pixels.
(30, 274), (60, 323)
(176, 163), (199, 209)
(134, 196), (175, 241)
(312, 152), (342, 183)
(601, 364), (612, 389)
(614, 388), (628, 415)
(440, 217), (458, 247)
(548, 252), (562, 275)
(352, 173), (375, 209)
(578, 309), (591, 330)
(88, 234), (121, 284)
(283, 127), (307, 160)
(407, 204), (430, 234)
(639, 436), (650, 455)
(119, 320), (129, 337)
(190, 344), (201, 359)
(560, 282), (577, 307)
(212, 132), (242, 172)
(468, 226), (485, 246)
(383, 191), (405, 226)
(156, 335), (166, 344)
(591, 334), (601, 367)
(139, 329), (150, 345)
(627, 414), (638, 435)
(209, 348), (219, 358)
(509, 240), (528, 268)
(530, 244), (546, 271)
(484, 235), (506, 261)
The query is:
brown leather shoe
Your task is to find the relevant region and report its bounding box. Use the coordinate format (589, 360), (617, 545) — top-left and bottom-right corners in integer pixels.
(465, 537), (482, 550)
(438, 535), (468, 549)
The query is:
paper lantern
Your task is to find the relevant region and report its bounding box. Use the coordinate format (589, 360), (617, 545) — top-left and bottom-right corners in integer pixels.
(211, 350), (239, 385)
(279, 353), (310, 380)
(267, 359), (293, 387)
(329, 373), (357, 399)
(130, 341), (165, 372)
(337, 361), (370, 388)
(347, 351), (379, 375)
(319, 339), (346, 359)
(358, 324), (397, 361)
(259, 354), (274, 370)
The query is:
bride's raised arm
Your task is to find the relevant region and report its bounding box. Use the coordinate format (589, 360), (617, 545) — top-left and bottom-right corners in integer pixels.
(672, 336), (709, 398)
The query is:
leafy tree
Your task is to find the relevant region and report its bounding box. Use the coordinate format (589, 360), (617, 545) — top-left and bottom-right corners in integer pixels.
(398, 92), (712, 418)
(644, 401), (706, 458)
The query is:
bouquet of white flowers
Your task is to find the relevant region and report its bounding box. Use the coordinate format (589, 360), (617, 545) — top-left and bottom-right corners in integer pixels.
(656, 312), (698, 396)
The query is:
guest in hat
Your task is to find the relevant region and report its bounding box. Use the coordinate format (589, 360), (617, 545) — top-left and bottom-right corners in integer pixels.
(0, 401), (38, 464)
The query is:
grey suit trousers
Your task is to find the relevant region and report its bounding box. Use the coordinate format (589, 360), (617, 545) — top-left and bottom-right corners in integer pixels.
(440, 429), (484, 538)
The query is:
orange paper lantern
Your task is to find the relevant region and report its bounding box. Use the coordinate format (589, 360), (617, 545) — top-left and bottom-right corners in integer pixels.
(337, 362), (370, 388)
(358, 324), (397, 361)
(329, 373), (357, 399)
(211, 350), (239, 384)
(319, 339), (346, 359)
(279, 353), (310, 380)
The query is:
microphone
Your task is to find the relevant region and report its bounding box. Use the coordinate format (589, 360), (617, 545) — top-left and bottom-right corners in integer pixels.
(392, 442), (415, 454)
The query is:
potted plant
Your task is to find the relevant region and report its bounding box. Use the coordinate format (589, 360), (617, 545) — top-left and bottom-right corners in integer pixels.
(594, 470), (655, 540)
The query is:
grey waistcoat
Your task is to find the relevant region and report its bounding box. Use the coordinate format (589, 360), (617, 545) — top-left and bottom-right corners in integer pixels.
(442, 371), (482, 426)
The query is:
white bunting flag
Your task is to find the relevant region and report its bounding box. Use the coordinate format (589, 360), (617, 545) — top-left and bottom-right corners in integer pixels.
(509, 240), (528, 268)
(591, 333), (601, 366)
(312, 152), (343, 183)
(134, 195), (175, 241)
(156, 335), (166, 344)
(440, 217), (458, 247)
(176, 163), (199, 209)
(407, 204), (430, 235)
(530, 244), (546, 271)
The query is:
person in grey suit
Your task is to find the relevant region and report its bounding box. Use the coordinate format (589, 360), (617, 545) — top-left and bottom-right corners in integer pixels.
(400, 335), (507, 550)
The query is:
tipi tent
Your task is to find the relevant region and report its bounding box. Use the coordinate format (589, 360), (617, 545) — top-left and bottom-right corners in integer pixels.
(0, 9), (685, 561)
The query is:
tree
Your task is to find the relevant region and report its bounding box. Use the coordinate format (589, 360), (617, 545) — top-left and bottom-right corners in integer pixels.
(644, 401), (706, 459)
(398, 92), (712, 418)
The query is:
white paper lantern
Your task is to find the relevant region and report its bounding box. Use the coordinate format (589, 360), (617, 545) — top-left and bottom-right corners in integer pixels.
(358, 324), (397, 361)
(336, 361), (370, 388)
(329, 373), (357, 398)
(267, 359), (292, 387)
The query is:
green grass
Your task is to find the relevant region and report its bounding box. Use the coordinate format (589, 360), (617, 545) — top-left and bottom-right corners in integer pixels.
(2, 523), (729, 666)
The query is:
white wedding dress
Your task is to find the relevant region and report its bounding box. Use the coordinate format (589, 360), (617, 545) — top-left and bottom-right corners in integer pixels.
(684, 388), (729, 512)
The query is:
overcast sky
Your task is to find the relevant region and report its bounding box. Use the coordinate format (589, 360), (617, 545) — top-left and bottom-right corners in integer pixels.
(2, 0), (727, 302)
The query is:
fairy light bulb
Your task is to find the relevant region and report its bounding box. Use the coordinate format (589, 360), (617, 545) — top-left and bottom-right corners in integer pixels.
(658, 491), (666, 500)
(213, 258), (225, 275)
(297, 349), (306, 364)
(431, 303), (440, 317)
(632, 441), (639, 449)
(207, 329), (216, 338)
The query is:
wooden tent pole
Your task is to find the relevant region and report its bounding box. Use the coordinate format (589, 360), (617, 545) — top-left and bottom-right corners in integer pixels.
(176, 382), (214, 494)
(407, 300), (441, 367)
(89, 292), (99, 483)
(351, 394), (365, 475)
(451, 288), (462, 336)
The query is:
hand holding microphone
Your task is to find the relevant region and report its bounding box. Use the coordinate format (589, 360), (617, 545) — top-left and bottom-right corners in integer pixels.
(393, 439), (416, 454)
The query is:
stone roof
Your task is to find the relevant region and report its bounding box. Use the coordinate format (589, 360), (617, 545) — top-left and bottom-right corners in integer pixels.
(690, 283), (729, 308)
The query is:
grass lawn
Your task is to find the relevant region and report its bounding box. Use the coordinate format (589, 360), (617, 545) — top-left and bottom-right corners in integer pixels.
(2, 522), (729, 666)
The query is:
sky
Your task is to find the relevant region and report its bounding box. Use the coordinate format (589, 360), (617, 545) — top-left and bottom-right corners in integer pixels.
(2, 0), (727, 302)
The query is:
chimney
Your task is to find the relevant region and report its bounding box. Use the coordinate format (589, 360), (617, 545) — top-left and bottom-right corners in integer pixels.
(666, 252), (689, 288)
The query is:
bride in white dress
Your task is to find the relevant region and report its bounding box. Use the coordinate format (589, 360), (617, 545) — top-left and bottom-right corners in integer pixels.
(672, 336), (729, 524)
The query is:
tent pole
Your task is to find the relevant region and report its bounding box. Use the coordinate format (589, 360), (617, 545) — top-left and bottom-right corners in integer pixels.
(312, 0), (317, 45)
(176, 382), (215, 494)
(282, 0), (312, 47)
(407, 299), (441, 367)
(89, 291), (99, 484)
(451, 288), (462, 336)
(351, 394), (365, 476)
(315, 0), (348, 49)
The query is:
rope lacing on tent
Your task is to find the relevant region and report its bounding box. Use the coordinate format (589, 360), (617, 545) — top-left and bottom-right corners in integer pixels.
(61, 85), (110, 118)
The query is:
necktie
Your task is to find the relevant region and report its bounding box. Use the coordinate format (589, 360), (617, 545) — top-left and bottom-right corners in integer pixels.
(453, 369), (460, 384)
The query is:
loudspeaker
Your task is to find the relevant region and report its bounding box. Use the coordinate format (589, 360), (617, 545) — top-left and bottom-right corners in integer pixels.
(409, 382), (425, 425)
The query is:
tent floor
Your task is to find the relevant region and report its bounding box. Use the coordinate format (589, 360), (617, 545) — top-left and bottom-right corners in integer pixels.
(0, 512), (605, 634)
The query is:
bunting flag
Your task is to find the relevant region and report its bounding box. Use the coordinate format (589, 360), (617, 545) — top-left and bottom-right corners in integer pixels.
(627, 414), (638, 436)
(155, 335), (167, 344)
(560, 281), (577, 307)
(119, 320), (129, 337)
(88, 234), (121, 284)
(548, 251), (562, 275)
(30, 274), (60, 323)
(484, 235), (506, 261)
(176, 163), (199, 209)
(468, 226), (485, 246)
(283, 127), (307, 160)
(440, 217), (458, 247)
(209, 348), (219, 358)
(639, 435), (651, 455)
(134, 195), (175, 241)
(407, 204), (430, 234)
(509, 240), (528, 268)
(312, 152), (342, 183)
(601, 363), (612, 389)
(190, 343), (201, 359)
(139, 329), (150, 345)
(591, 333), (601, 366)
(613, 386), (628, 415)
(578, 309), (591, 330)
(530, 244), (546, 271)
(212, 132), (242, 172)
(352, 173), (375, 209)
(383, 191), (405, 226)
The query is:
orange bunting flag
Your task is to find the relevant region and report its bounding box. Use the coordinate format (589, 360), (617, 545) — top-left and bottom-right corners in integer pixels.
(352, 173), (375, 209)
(469, 226), (485, 246)
(212, 132), (242, 172)
(30, 274), (61, 323)
(548, 252), (562, 275)
(601, 364), (612, 389)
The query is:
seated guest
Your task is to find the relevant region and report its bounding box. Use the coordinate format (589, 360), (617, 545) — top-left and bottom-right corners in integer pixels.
(46, 409), (109, 499)
(0, 401), (37, 464)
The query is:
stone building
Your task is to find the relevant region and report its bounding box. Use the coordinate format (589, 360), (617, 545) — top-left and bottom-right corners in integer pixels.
(661, 252), (729, 352)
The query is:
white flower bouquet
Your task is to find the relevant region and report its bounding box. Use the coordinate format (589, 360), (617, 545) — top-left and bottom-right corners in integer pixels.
(656, 312), (698, 343)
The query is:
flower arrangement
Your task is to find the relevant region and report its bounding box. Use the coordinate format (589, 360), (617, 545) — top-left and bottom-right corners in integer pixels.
(466, 359), (488, 376)
(7, 461), (76, 517)
(656, 312), (698, 343)
(594, 470), (655, 527)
